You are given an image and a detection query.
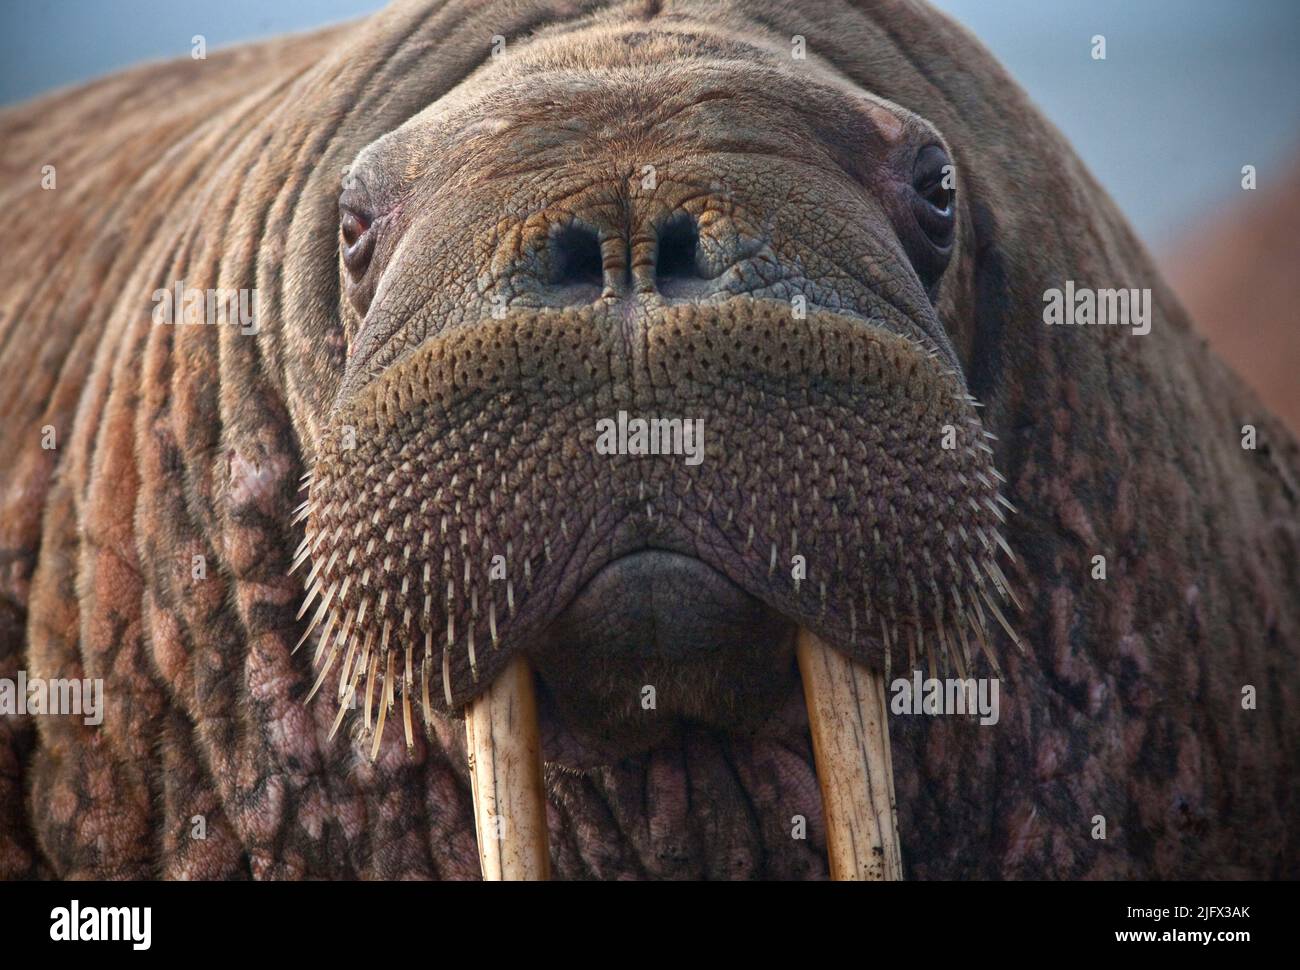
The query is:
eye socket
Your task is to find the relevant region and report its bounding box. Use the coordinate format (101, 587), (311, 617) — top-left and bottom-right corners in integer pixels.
(910, 144), (956, 249)
(339, 205), (375, 278)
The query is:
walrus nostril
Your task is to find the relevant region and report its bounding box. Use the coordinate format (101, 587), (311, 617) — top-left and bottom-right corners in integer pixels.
(655, 214), (701, 282)
(549, 224), (603, 287)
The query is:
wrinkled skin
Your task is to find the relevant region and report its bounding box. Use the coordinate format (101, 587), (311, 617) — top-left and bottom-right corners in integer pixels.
(0, 0), (1296, 880)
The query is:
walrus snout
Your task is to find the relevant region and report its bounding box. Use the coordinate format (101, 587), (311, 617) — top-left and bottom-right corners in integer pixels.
(298, 297), (1017, 879)
(299, 299), (1018, 711)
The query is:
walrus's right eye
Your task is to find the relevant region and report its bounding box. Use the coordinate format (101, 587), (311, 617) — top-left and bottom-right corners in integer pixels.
(900, 144), (956, 293)
(339, 207), (375, 277)
(910, 145), (955, 247)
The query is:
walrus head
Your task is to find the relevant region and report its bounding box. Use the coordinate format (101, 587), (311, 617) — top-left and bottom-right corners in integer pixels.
(296, 22), (1018, 876)
(8, 0), (1296, 882)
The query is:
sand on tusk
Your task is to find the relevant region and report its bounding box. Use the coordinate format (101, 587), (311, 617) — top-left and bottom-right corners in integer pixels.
(465, 653), (551, 880)
(796, 627), (903, 880)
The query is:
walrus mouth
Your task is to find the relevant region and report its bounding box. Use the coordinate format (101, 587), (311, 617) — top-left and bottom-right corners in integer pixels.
(294, 298), (1019, 879)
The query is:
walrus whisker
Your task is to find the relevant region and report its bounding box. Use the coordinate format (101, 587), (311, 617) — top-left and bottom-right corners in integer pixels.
(939, 618), (956, 677)
(948, 624), (965, 680)
(421, 638), (433, 729)
(951, 586), (975, 662)
(980, 557), (1009, 601)
(467, 625), (478, 682)
(305, 638), (341, 704)
(363, 649), (379, 733)
(332, 635), (369, 740)
(297, 579), (322, 621)
(293, 592), (331, 654)
(994, 531), (1016, 563)
(984, 558), (1023, 612)
(297, 551), (332, 603)
(983, 497), (1007, 523)
(385, 650), (395, 717)
(336, 631), (361, 704)
(968, 613), (1003, 680)
(328, 689), (353, 743)
(884, 623), (895, 683)
(315, 607), (348, 665)
(978, 586), (1024, 654)
(369, 658), (390, 762)
(403, 647), (415, 751)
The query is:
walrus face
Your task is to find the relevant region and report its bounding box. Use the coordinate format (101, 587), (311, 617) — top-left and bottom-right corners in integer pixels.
(298, 25), (1017, 876)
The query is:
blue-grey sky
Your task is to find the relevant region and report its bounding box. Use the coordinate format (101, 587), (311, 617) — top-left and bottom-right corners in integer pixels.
(1, 0), (1296, 250)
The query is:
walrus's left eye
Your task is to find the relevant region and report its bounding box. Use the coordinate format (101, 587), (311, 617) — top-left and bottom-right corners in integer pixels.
(339, 206), (375, 278)
(341, 210), (368, 248)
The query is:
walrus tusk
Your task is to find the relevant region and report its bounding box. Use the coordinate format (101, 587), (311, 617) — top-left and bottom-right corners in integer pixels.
(465, 654), (551, 880)
(797, 628), (903, 880)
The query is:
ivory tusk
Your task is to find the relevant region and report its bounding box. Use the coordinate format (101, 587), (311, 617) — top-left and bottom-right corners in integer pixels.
(797, 627), (903, 880)
(465, 653), (550, 880)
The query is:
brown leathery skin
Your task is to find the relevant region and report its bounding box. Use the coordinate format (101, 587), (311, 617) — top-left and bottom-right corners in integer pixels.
(0, 0), (1294, 879)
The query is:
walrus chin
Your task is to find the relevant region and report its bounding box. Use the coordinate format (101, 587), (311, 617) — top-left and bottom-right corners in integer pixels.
(294, 297), (1020, 880)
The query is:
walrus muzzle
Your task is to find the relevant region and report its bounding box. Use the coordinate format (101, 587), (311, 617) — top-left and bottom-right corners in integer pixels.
(297, 296), (1018, 878)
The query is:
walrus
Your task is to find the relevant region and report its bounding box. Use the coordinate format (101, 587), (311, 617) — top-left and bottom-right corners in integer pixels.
(1, 0), (1296, 880)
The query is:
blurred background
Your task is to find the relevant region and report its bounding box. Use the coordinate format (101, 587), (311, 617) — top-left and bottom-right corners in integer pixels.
(2, 0), (1297, 426)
